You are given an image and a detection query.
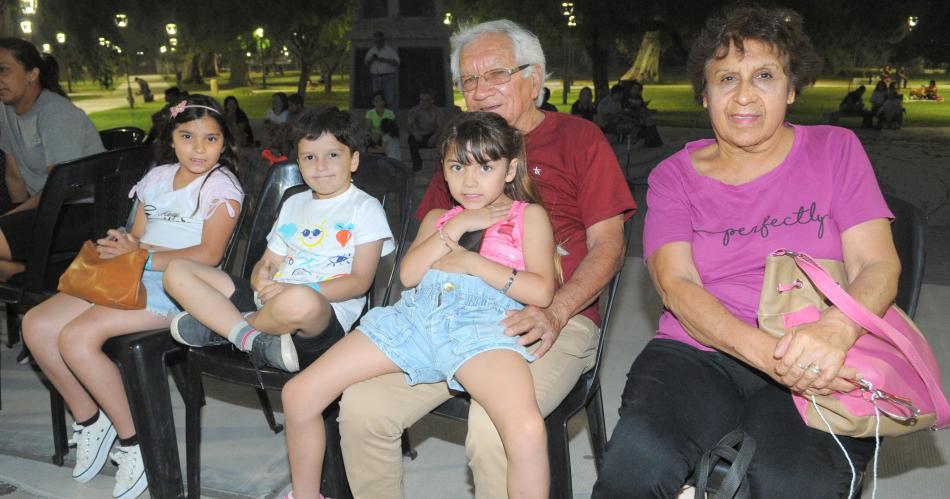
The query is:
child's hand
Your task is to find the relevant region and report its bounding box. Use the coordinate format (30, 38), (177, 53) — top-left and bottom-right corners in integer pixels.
(445, 202), (512, 239)
(256, 281), (289, 304)
(252, 263), (276, 292)
(431, 237), (473, 274)
(95, 228), (140, 259)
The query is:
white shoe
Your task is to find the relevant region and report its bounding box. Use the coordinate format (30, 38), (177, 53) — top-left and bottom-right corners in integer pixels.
(111, 444), (148, 499)
(71, 411), (117, 483)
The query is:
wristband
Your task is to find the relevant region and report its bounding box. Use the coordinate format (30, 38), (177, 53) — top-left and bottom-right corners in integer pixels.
(305, 282), (322, 293)
(500, 268), (518, 294)
(144, 250), (155, 271)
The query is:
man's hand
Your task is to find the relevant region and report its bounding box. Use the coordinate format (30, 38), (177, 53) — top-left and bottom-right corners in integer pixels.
(501, 305), (565, 358)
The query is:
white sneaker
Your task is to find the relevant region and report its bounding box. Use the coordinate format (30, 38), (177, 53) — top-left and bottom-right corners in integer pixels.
(71, 411), (117, 483)
(111, 444), (148, 499)
(67, 422), (82, 448)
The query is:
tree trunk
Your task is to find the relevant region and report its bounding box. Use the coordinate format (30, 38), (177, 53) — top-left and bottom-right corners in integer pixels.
(587, 43), (610, 103)
(621, 31), (662, 83)
(201, 52), (218, 77)
(184, 51), (205, 85)
(227, 48), (250, 87)
(297, 60), (311, 97)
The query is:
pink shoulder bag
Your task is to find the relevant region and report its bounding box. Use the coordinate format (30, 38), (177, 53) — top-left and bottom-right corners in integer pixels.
(758, 249), (950, 438)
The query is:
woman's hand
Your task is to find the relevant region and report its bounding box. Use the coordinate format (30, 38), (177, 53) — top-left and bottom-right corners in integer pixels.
(95, 228), (141, 259)
(431, 238), (474, 274)
(772, 315), (862, 395)
(443, 202), (512, 240)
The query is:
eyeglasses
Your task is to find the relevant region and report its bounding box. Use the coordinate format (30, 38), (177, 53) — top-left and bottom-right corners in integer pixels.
(459, 64), (531, 92)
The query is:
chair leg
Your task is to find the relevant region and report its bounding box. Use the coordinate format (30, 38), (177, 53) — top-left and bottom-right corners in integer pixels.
(49, 388), (68, 466)
(585, 389), (608, 473)
(118, 344), (186, 498)
(545, 414), (572, 499)
(401, 431), (417, 460)
(185, 356), (204, 499)
(5, 305), (20, 348)
(255, 387), (284, 433)
(322, 403), (353, 499)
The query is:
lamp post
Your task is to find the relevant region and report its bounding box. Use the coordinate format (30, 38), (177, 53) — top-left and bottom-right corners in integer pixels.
(254, 27), (267, 89)
(115, 13), (134, 108)
(56, 32), (71, 93)
(561, 2), (576, 105)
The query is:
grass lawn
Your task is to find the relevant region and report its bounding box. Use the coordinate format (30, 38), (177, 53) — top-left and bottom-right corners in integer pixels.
(87, 73), (350, 131)
(85, 71), (950, 130)
(537, 78), (950, 128)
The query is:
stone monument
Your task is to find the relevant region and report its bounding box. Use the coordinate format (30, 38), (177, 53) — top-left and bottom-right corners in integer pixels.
(349, 0), (453, 111)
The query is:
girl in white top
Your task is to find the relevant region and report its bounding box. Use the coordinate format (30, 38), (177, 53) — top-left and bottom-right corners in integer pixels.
(21, 95), (243, 499)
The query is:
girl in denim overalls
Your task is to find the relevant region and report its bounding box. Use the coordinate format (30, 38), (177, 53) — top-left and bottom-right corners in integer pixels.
(280, 112), (558, 499)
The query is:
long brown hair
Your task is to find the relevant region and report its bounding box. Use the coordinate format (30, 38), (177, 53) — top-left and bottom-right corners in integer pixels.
(438, 112), (539, 204)
(438, 112), (563, 283)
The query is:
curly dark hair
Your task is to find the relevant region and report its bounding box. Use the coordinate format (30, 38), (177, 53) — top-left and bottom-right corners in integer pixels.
(686, 5), (823, 105)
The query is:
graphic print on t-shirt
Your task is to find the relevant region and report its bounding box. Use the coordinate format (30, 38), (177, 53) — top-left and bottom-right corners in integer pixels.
(695, 201), (829, 247)
(274, 221), (355, 283)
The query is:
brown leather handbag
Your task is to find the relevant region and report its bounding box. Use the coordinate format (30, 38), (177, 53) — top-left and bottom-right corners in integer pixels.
(57, 240), (148, 310)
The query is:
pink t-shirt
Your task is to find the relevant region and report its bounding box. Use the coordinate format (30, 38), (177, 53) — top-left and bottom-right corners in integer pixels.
(417, 111), (637, 325)
(435, 201), (528, 271)
(643, 124), (893, 351)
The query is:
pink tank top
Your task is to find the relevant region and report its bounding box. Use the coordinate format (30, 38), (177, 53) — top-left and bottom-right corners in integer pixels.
(436, 201), (528, 271)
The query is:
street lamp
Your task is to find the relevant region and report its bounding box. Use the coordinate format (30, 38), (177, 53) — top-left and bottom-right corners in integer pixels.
(443, 12), (453, 25)
(165, 23), (177, 36)
(254, 27), (267, 89)
(41, 43), (50, 53)
(115, 13), (134, 109)
(56, 33), (72, 92)
(20, 20), (31, 34)
(561, 2), (576, 104)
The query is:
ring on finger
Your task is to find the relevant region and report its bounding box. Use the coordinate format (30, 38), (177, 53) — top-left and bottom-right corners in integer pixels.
(808, 363), (821, 375)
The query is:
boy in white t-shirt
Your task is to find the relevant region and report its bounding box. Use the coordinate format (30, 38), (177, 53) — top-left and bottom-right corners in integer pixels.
(164, 109), (394, 372)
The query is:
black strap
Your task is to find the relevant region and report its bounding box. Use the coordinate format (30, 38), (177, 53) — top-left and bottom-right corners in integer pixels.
(690, 429), (757, 499)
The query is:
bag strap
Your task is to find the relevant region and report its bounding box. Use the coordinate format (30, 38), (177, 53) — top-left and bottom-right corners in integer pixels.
(778, 250), (946, 417)
(691, 429), (755, 499)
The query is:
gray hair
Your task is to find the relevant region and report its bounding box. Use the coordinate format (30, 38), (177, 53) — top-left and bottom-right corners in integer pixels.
(450, 19), (547, 106)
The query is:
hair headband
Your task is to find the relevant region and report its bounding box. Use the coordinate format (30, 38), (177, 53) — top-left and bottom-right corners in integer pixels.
(169, 100), (221, 118)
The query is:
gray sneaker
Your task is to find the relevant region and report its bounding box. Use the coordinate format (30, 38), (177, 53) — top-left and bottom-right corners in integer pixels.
(248, 333), (300, 372)
(170, 312), (228, 347)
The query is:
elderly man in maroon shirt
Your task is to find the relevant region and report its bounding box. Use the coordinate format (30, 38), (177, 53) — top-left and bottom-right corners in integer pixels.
(339, 19), (636, 499)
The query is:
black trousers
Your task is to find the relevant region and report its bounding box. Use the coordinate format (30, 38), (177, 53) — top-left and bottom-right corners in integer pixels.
(407, 132), (435, 171)
(592, 339), (875, 499)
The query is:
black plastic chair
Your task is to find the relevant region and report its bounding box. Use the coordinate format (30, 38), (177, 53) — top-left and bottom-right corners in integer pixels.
(41, 201), (251, 499)
(884, 194), (926, 319)
(0, 145), (153, 428)
(98, 127), (148, 150)
(183, 155), (414, 498)
(401, 218), (633, 499)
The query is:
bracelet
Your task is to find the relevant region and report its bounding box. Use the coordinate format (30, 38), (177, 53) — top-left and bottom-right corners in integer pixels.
(438, 227), (453, 249)
(305, 282), (322, 293)
(500, 268), (518, 294)
(144, 250), (155, 271)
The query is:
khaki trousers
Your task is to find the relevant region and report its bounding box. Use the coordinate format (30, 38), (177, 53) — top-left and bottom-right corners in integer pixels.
(338, 314), (599, 499)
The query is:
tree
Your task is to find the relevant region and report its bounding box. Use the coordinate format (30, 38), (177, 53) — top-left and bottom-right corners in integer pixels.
(261, 0), (351, 97)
